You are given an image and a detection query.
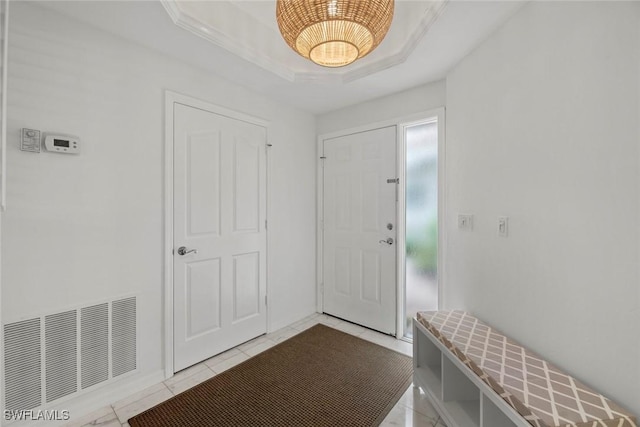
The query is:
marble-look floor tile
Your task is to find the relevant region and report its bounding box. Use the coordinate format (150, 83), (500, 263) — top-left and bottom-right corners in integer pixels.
(380, 403), (436, 427)
(167, 367), (216, 395)
(83, 409), (119, 426)
(398, 385), (439, 421)
(331, 321), (369, 336)
(83, 419), (121, 427)
(291, 318), (321, 331)
(208, 352), (249, 374)
(289, 316), (318, 330)
(112, 383), (167, 411)
(164, 362), (209, 388)
(243, 340), (276, 357)
(203, 347), (242, 369)
(237, 336), (270, 352)
(316, 314), (343, 326)
(64, 406), (116, 427)
(113, 387), (173, 424)
(70, 312), (438, 427)
(360, 330), (413, 356)
(266, 326), (299, 343)
(384, 338), (413, 356)
(434, 417), (447, 427)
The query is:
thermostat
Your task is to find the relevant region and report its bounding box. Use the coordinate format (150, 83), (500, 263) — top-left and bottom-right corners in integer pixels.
(44, 135), (80, 154)
(21, 128), (41, 153)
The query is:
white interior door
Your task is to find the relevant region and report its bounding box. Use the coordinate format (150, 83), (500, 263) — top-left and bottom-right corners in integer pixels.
(323, 126), (397, 335)
(173, 102), (267, 372)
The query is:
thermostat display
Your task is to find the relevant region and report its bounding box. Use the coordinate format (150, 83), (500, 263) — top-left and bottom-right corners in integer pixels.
(44, 135), (80, 154)
(54, 139), (69, 148)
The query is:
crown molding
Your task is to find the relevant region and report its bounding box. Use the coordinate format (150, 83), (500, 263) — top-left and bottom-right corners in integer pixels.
(161, 0), (448, 84)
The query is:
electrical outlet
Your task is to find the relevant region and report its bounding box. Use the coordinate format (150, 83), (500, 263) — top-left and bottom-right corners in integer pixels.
(498, 216), (508, 237)
(458, 214), (473, 231)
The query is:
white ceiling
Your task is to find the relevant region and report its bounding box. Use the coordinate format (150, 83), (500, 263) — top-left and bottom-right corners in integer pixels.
(164, 0), (449, 82)
(38, 1), (526, 114)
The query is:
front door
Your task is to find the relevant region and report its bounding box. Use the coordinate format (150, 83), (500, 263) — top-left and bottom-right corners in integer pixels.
(322, 126), (397, 335)
(173, 102), (267, 372)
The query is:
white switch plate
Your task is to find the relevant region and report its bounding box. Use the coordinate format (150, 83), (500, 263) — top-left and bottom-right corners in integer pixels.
(498, 216), (509, 237)
(458, 214), (473, 231)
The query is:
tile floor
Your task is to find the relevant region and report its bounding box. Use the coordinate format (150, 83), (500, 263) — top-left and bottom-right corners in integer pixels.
(64, 313), (445, 427)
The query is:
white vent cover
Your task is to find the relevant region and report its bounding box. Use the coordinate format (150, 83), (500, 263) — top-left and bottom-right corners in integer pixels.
(45, 310), (77, 402)
(112, 297), (136, 377)
(3, 296), (137, 411)
(4, 318), (41, 411)
(81, 303), (109, 389)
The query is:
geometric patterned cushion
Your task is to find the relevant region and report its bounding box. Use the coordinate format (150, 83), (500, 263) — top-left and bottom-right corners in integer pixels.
(417, 311), (637, 427)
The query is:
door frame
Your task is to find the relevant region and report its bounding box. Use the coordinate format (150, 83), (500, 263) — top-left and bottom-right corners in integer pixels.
(163, 91), (270, 378)
(316, 108), (446, 339)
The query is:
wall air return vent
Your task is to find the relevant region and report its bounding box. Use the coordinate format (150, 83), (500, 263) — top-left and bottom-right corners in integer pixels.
(3, 296), (137, 412)
(81, 303), (109, 389)
(112, 297), (137, 377)
(3, 318), (41, 411)
(45, 310), (78, 402)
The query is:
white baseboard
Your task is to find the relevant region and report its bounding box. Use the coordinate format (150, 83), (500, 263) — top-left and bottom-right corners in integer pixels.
(3, 370), (166, 427)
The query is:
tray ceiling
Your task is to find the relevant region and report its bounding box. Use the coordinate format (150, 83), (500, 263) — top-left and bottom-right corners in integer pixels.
(35, 1), (527, 114)
(161, 0), (448, 83)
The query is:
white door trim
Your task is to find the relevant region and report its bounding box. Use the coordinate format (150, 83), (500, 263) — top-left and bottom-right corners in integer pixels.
(164, 90), (270, 378)
(316, 108), (446, 338)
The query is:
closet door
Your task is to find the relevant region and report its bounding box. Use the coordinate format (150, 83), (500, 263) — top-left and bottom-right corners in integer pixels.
(173, 102), (267, 372)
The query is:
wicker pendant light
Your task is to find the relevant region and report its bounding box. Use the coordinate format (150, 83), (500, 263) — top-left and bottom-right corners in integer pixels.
(276, 0), (395, 68)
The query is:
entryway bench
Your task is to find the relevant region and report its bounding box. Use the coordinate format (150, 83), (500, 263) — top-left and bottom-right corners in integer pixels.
(413, 310), (637, 427)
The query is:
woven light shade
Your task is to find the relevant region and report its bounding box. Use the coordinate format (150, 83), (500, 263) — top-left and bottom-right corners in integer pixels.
(276, 0), (395, 68)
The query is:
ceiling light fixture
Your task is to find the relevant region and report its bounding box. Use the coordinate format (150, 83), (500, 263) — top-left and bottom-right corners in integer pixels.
(276, 0), (395, 68)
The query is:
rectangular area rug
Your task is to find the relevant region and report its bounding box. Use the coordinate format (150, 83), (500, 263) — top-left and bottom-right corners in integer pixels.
(129, 324), (413, 427)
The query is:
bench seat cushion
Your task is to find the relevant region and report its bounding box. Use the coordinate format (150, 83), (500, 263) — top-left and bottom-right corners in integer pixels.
(417, 310), (636, 427)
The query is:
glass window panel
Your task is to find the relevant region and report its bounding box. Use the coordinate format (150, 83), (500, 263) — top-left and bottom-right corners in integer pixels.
(405, 121), (438, 338)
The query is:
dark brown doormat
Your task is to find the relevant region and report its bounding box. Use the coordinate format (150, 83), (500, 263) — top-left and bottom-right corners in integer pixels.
(130, 324), (413, 427)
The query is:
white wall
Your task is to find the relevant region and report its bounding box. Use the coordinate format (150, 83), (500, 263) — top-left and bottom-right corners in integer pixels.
(445, 1), (640, 416)
(316, 80), (446, 135)
(1, 1), (316, 420)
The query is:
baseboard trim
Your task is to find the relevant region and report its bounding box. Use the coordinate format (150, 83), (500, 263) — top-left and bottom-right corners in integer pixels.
(3, 370), (166, 427)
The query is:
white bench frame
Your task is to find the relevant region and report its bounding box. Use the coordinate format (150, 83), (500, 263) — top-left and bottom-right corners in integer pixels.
(413, 318), (531, 427)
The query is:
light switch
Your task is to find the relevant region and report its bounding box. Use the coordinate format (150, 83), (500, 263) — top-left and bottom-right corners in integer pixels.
(498, 216), (508, 237)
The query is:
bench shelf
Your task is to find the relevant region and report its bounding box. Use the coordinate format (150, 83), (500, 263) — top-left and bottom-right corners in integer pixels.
(413, 319), (528, 427)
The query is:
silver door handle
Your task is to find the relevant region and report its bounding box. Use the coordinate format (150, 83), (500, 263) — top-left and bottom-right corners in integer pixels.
(379, 238), (394, 245)
(177, 246), (198, 256)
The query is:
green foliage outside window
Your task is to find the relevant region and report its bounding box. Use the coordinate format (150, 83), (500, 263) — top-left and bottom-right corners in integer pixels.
(406, 216), (438, 275)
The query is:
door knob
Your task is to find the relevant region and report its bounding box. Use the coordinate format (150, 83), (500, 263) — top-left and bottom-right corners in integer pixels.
(379, 238), (394, 245)
(177, 246), (198, 256)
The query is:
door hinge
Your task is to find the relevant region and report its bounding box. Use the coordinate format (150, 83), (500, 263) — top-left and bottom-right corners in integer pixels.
(265, 219), (268, 230)
(265, 295), (268, 306)
(387, 178), (400, 201)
